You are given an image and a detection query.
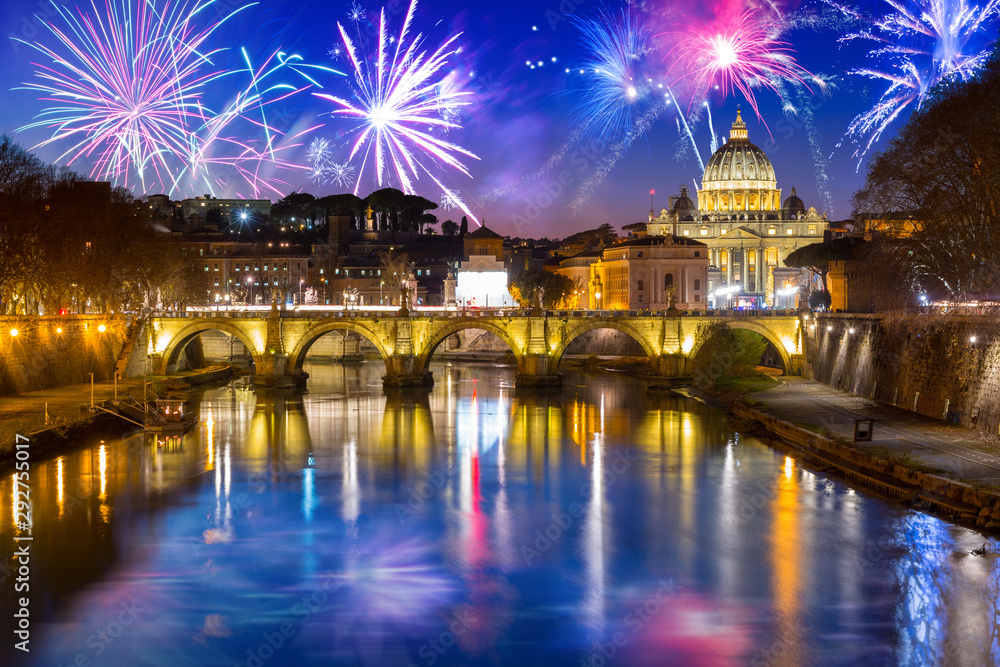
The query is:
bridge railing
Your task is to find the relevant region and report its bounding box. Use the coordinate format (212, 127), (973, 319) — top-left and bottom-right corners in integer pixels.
(155, 307), (804, 319)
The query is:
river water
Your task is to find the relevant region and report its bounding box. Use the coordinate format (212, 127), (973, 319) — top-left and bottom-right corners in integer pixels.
(2, 362), (999, 666)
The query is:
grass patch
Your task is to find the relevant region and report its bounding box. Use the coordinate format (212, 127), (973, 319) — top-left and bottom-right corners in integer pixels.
(714, 373), (780, 397)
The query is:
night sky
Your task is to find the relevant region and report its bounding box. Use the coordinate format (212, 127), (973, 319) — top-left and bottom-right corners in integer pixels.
(0, 0), (993, 237)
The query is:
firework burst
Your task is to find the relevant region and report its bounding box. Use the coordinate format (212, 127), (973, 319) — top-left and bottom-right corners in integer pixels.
(570, 8), (654, 146)
(17, 0), (341, 197)
(668, 1), (815, 123)
(16, 0), (241, 191)
(828, 0), (1000, 160)
(315, 0), (480, 221)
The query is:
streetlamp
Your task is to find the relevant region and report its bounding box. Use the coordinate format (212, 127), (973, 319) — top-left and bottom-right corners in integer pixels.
(299, 278), (303, 305)
(247, 276), (254, 306)
(380, 280), (384, 305)
(595, 291), (602, 310)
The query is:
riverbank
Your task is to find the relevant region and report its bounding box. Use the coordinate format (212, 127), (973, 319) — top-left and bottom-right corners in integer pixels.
(734, 377), (1000, 532)
(0, 365), (234, 462)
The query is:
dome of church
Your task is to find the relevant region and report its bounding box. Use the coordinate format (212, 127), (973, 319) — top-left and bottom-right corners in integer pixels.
(697, 108), (782, 213)
(782, 187), (806, 217)
(702, 109), (776, 186)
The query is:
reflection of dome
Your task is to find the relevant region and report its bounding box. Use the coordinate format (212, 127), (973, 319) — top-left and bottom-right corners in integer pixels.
(782, 187), (806, 217)
(697, 107), (782, 213)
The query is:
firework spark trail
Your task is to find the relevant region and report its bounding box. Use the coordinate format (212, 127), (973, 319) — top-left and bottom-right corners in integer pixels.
(316, 0), (480, 222)
(827, 0), (1000, 161)
(667, 0), (814, 128)
(178, 48), (340, 197)
(17, 0), (342, 197)
(773, 75), (837, 215)
(570, 99), (668, 213)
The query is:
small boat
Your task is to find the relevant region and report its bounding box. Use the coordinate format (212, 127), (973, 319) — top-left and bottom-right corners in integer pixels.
(144, 398), (197, 434)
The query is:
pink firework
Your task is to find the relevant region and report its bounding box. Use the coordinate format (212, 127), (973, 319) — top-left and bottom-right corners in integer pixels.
(667, 1), (812, 120)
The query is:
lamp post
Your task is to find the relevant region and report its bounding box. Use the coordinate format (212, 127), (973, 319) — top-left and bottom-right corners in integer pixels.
(247, 276), (254, 306)
(299, 278), (303, 305)
(380, 280), (384, 305)
(595, 291), (602, 310)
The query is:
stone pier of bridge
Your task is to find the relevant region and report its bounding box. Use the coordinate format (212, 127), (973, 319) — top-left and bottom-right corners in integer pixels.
(145, 306), (805, 390)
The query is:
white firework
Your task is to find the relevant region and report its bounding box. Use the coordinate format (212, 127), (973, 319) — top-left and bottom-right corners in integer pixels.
(349, 1), (365, 23)
(440, 192), (458, 210)
(306, 137), (332, 165)
(328, 162), (356, 187)
(315, 0), (480, 222)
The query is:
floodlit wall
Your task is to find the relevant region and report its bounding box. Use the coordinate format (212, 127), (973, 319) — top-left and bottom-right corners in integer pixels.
(809, 313), (1000, 434)
(0, 315), (129, 396)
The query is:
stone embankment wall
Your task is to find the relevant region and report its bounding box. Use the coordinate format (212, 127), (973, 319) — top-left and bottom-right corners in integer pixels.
(0, 315), (130, 396)
(809, 313), (1000, 434)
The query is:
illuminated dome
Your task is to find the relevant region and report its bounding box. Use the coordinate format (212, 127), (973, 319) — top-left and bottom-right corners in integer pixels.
(697, 108), (782, 213)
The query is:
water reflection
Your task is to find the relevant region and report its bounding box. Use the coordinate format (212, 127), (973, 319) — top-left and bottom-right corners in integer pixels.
(1, 361), (999, 666)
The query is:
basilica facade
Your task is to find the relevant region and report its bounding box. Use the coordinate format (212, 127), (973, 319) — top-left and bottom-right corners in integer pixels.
(647, 108), (829, 309)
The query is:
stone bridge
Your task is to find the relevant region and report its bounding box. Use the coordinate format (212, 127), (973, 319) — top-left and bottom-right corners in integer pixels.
(147, 305), (805, 388)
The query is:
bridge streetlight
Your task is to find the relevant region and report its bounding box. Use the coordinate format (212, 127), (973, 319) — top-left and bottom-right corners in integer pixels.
(247, 276), (254, 306)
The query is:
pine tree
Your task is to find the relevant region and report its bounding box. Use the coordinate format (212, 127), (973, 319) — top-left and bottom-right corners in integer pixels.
(460, 216), (468, 236)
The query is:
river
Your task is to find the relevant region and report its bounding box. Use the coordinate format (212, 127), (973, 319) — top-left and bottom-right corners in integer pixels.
(2, 362), (999, 666)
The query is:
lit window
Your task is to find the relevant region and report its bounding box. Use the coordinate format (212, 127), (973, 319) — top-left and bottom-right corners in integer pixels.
(700, 227), (709, 236)
(786, 228), (794, 235)
(808, 225), (817, 234)
(204, 265), (209, 272)
(235, 265), (240, 271)
(767, 227), (777, 235)
(683, 229), (690, 236)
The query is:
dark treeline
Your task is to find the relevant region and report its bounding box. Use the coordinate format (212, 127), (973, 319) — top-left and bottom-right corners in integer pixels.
(0, 136), (196, 315)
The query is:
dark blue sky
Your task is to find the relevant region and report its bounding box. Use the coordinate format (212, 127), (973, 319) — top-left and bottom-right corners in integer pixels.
(0, 0), (990, 237)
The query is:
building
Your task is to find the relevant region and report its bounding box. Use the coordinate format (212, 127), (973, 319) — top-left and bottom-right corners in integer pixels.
(587, 236), (709, 310)
(650, 108), (830, 308)
(456, 224), (512, 307)
(556, 250), (601, 308)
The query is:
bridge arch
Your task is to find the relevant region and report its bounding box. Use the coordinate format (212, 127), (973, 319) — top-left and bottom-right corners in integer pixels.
(159, 321), (261, 374)
(415, 318), (525, 373)
(288, 321), (392, 374)
(551, 319), (659, 371)
(687, 319), (791, 371)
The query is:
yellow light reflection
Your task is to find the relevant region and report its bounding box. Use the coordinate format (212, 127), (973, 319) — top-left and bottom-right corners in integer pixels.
(771, 455), (804, 665)
(99, 444), (107, 498)
(56, 457), (65, 517)
(206, 410), (215, 470)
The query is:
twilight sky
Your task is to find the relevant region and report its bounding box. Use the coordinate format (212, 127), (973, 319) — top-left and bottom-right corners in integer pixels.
(0, 0), (994, 238)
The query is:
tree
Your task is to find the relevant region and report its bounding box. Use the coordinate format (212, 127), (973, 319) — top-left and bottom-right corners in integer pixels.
(783, 236), (865, 290)
(852, 44), (1000, 305)
(509, 269), (575, 309)
(377, 248), (410, 305)
(694, 322), (768, 379)
(441, 219), (460, 236)
(460, 216), (468, 236)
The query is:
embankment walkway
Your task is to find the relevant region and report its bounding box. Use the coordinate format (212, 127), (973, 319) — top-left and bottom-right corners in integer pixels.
(748, 377), (1000, 485)
(0, 367), (230, 456)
